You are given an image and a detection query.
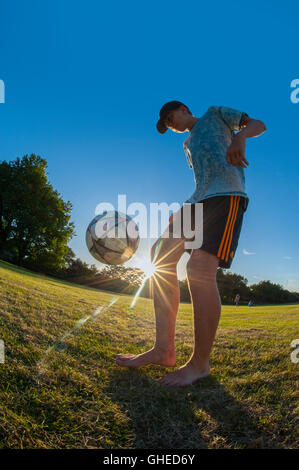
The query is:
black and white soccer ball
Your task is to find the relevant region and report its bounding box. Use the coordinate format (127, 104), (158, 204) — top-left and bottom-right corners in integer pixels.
(86, 210), (140, 265)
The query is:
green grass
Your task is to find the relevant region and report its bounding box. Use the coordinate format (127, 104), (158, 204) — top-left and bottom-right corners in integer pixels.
(0, 259), (298, 449)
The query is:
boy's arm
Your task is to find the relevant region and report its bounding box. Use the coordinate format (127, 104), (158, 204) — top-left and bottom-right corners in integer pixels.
(226, 115), (267, 168)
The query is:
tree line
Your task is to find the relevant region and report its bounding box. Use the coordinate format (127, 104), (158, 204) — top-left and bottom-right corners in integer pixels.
(59, 260), (299, 305)
(1, 154), (298, 305)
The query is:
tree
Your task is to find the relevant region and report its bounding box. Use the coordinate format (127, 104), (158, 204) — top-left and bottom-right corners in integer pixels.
(0, 154), (75, 273)
(249, 280), (298, 304)
(62, 247), (77, 269)
(217, 268), (251, 303)
(62, 257), (99, 281)
(93, 265), (145, 294)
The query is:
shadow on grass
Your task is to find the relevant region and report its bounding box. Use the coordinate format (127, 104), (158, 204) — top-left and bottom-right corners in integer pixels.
(104, 368), (273, 449)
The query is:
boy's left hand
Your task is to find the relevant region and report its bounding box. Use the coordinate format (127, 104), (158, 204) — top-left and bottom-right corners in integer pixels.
(226, 134), (249, 168)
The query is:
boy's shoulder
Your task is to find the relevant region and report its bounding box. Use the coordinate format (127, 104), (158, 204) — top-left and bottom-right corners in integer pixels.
(200, 106), (222, 120)
(206, 105), (220, 112)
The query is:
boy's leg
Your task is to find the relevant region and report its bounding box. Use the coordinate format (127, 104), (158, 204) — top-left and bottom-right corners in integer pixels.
(116, 228), (186, 368)
(117, 195), (245, 372)
(158, 249), (221, 386)
(166, 196), (244, 383)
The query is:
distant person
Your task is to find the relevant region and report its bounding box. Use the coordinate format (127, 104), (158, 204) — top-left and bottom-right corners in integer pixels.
(248, 300), (254, 307)
(234, 293), (240, 306)
(116, 101), (266, 386)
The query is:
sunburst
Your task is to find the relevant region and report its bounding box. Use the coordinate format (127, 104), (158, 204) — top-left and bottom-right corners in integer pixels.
(130, 258), (157, 308)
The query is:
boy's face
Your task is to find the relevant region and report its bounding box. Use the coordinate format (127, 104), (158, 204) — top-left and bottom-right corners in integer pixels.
(164, 106), (191, 133)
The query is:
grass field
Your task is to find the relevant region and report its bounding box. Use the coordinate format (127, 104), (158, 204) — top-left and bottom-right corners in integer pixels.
(0, 259), (298, 449)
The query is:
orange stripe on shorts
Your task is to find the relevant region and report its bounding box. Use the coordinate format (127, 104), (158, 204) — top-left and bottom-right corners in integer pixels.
(217, 196), (239, 261)
(223, 196), (240, 262)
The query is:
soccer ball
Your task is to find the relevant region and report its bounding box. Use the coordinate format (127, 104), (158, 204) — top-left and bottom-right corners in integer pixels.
(86, 210), (140, 265)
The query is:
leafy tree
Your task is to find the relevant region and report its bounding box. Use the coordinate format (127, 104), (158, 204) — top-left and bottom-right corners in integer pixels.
(94, 265), (145, 294)
(62, 258), (98, 281)
(62, 247), (77, 269)
(217, 268), (251, 303)
(0, 154), (74, 273)
(249, 280), (298, 304)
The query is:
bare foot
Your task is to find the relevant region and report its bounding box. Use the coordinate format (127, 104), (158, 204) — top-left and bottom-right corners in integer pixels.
(157, 360), (210, 386)
(116, 347), (176, 368)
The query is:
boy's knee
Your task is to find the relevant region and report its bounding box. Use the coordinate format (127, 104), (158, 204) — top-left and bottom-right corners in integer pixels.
(150, 238), (182, 268)
(186, 250), (219, 282)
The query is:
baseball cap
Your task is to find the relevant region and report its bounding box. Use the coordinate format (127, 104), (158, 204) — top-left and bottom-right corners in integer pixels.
(156, 100), (186, 134)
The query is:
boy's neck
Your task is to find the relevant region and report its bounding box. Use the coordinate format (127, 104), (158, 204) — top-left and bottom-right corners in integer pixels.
(188, 117), (200, 132)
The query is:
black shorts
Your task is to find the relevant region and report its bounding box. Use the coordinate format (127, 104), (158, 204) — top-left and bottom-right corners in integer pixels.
(170, 195), (249, 269)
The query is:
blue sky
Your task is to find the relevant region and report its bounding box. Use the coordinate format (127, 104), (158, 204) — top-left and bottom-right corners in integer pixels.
(0, 0), (298, 290)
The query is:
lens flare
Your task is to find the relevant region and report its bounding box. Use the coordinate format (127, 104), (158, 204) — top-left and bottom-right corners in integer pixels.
(142, 261), (156, 279)
(129, 258), (157, 308)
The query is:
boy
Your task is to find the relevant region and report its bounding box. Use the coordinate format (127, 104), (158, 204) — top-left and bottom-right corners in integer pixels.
(116, 101), (266, 386)
(234, 293), (241, 306)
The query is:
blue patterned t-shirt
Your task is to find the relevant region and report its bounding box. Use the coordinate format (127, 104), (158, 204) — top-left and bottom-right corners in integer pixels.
(183, 105), (249, 208)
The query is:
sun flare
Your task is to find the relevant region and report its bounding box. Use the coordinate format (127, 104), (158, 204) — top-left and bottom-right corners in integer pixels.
(129, 258), (156, 308)
(138, 259), (156, 279)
